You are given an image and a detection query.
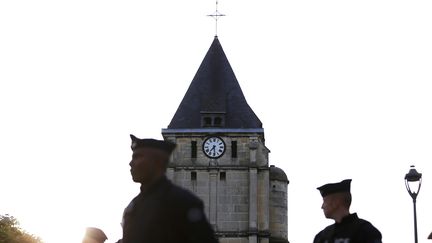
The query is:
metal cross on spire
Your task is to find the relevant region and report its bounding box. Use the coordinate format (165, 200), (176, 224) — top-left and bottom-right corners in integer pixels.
(207, 0), (225, 37)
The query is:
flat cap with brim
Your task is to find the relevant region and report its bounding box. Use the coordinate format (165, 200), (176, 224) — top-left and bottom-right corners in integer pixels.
(317, 179), (352, 197)
(85, 227), (107, 241)
(130, 134), (176, 154)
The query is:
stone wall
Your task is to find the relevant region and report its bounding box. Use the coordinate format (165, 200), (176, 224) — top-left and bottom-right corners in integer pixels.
(257, 170), (269, 231)
(217, 170), (250, 231)
(219, 237), (249, 243)
(164, 133), (268, 167)
(170, 169), (211, 216)
(164, 132), (280, 243)
(169, 168), (250, 232)
(269, 180), (288, 241)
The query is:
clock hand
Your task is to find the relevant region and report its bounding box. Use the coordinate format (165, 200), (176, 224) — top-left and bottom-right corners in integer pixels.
(209, 145), (216, 156)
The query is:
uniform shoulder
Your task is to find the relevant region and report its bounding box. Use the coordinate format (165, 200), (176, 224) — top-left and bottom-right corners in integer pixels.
(166, 180), (203, 206)
(320, 224), (335, 233)
(357, 218), (382, 239)
(314, 224), (334, 242)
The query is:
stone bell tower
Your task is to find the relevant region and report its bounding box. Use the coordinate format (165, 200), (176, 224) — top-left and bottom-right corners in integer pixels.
(162, 36), (289, 243)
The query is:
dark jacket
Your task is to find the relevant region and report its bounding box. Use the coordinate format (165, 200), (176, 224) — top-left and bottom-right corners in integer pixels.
(313, 213), (382, 243)
(121, 176), (218, 243)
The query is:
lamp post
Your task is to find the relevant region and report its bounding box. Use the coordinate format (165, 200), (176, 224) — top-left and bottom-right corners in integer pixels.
(405, 165), (422, 243)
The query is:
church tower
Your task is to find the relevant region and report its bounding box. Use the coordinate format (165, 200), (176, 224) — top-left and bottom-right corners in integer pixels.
(162, 36), (289, 243)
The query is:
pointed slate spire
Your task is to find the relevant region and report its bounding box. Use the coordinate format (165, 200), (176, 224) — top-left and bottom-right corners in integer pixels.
(168, 37), (262, 129)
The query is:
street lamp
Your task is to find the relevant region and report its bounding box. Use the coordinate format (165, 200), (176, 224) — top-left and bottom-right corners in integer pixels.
(405, 165), (422, 243)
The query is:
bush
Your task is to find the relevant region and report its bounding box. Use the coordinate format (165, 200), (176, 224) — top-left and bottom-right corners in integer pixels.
(0, 214), (43, 243)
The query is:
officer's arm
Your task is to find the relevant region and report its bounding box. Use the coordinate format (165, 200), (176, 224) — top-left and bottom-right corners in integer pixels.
(312, 234), (320, 243)
(184, 200), (218, 243)
(362, 223), (382, 243)
(312, 229), (328, 243)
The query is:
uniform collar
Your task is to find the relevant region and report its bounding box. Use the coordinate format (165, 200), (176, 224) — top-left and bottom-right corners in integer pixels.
(337, 213), (358, 225)
(140, 175), (169, 195)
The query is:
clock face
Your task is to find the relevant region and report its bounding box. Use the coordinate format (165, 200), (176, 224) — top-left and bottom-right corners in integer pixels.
(203, 137), (226, 158)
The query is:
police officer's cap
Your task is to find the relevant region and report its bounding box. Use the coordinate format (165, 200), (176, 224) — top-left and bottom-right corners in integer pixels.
(84, 227), (107, 241)
(130, 134), (176, 154)
(317, 179), (352, 197)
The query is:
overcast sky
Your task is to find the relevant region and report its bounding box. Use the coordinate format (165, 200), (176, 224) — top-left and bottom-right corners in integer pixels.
(1, 1), (432, 243)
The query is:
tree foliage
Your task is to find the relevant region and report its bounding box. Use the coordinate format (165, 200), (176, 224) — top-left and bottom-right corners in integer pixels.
(0, 214), (43, 243)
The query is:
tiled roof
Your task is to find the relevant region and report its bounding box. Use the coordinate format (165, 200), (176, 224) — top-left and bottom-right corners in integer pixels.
(168, 37), (262, 129)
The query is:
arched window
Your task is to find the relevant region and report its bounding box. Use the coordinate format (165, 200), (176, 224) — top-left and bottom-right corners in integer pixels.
(214, 117), (222, 127)
(203, 117), (212, 127)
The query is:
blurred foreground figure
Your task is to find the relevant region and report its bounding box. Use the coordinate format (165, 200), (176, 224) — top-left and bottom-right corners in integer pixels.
(82, 227), (107, 243)
(313, 179), (382, 243)
(119, 135), (218, 243)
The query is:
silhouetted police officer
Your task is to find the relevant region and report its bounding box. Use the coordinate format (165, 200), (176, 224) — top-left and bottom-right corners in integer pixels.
(313, 179), (382, 243)
(120, 135), (218, 243)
